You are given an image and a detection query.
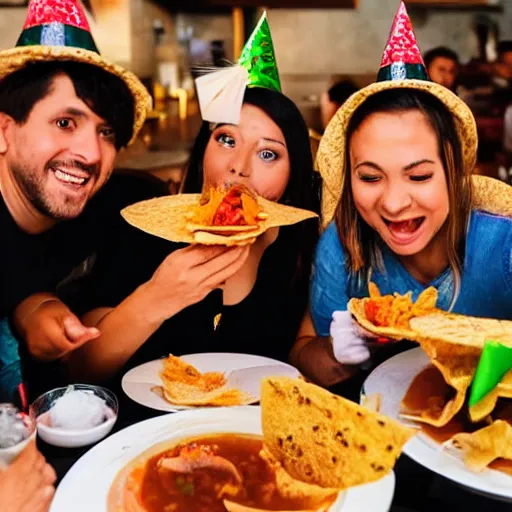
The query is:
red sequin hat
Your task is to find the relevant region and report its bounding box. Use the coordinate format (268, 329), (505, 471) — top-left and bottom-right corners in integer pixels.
(316, 1), (478, 227)
(0, 0), (151, 144)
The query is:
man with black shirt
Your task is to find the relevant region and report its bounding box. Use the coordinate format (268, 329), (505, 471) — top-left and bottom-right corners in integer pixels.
(0, 0), (151, 403)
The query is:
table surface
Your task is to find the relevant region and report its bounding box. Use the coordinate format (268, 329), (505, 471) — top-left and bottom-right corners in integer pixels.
(40, 402), (511, 512)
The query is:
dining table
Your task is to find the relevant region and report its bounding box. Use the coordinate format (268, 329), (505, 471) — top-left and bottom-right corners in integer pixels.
(39, 366), (511, 512)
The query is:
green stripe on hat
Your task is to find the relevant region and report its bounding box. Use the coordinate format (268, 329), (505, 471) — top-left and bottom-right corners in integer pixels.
(16, 24), (99, 54)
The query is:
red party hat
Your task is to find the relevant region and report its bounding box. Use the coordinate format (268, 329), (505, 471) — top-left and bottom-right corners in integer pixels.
(0, 0), (152, 145)
(23, 0), (91, 31)
(16, 0), (98, 53)
(377, 1), (429, 82)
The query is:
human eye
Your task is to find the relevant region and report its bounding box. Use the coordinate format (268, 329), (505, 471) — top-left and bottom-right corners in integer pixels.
(99, 126), (116, 141)
(216, 132), (235, 148)
(56, 118), (75, 130)
(259, 149), (278, 162)
(409, 174), (433, 182)
(358, 173), (381, 183)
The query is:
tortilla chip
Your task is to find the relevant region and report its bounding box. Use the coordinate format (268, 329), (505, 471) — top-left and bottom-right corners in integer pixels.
(469, 370), (512, 423)
(259, 448), (339, 509)
(223, 501), (327, 512)
(400, 336), (480, 427)
(155, 355), (252, 407)
(410, 313), (512, 351)
(121, 193), (317, 246)
(348, 284), (438, 341)
(261, 377), (415, 490)
(446, 420), (512, 472)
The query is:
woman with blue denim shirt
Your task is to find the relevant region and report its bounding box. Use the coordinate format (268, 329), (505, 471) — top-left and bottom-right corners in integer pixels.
(289, 41), (512, 390)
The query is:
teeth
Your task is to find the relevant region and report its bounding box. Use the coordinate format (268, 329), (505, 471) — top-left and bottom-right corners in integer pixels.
(54, 169), (86, 185)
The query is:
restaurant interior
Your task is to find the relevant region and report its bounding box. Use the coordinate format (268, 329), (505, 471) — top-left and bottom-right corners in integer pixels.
(2, 0), (510, 193)
(1, 0), (512, 511)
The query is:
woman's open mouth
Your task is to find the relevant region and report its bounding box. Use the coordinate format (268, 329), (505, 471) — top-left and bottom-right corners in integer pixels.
(382, 216), (425, 245)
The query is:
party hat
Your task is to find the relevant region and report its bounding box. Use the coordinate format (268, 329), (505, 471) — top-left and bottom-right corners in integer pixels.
(316, 0), (477, 228)
(377, 1), (429, 82)
(0, 0), (151, 144)
(195, 11), (281, 125)
(469, 340), (512, 407)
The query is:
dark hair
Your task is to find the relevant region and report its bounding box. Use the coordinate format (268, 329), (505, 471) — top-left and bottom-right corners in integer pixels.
(335, 88), (472, 302)
(424, 47), (460, 69)
(0, 61), (134, 149)
(183, 86), (320, 289)
(328, 80), (358, 106)
(498, 40), (512, 60)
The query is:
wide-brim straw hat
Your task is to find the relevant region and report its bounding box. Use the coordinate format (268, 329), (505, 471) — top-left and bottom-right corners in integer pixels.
(0, 0), (152, 145)
(317, 2), (478, 228)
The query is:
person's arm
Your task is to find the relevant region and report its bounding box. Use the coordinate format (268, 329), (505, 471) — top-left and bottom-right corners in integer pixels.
(12, 293), (100, 362)
(290, 310), (358, 387)
(67, 244), (250, 382)
(289, 223), (367, 386)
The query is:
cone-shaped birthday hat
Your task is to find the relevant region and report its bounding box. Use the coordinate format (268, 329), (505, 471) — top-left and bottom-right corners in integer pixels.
(195, 11), (281, 125)
(316, 1), (478, 227)
(377, 1), (429, 82)
(0, 0), (151, 145)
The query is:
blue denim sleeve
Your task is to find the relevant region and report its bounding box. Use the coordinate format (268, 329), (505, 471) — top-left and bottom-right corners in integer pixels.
(310, 222), (350, 337)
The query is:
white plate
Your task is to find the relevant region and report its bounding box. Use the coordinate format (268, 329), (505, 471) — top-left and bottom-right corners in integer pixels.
(362, 347), (512, 502)
(122, 353), (301, 412)
(50, 407), (395, 512)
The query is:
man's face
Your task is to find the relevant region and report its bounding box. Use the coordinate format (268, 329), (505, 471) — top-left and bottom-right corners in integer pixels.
(427, 57), (458, 90)
(0, 74), (118, 220)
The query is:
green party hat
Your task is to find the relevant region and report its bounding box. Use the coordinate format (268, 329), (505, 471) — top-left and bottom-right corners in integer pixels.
(469, 340), (512, 407)
(195, 11), (281, 125)
(238, 11), (281, 93)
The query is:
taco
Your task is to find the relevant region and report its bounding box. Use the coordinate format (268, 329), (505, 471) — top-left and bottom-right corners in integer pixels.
(348, 282), (438, 341)
(121, 187), (317, 246)
(187, 184), (266, 235)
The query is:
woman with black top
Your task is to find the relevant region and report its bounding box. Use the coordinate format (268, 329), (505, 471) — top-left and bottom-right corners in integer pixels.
(65, 87), (319, 383)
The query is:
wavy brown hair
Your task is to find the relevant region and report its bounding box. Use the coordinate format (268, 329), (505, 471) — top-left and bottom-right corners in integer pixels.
(335, 88), (473, 301)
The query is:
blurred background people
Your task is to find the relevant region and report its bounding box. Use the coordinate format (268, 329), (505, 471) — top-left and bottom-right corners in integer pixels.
(424, 46), (460, 92)
(320, 79), (358, 131)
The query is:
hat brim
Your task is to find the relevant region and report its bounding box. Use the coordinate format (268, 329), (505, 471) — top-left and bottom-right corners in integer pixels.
(0, 46), (152, 145)
(316, 79), (478, 228)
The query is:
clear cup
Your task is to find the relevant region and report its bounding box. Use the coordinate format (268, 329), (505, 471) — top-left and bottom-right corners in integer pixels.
(0, 403), (35, 467)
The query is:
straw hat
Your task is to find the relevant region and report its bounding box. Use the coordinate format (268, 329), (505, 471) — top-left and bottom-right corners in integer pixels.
(0, 0), (152, 145)
(317, 1), (478, 228)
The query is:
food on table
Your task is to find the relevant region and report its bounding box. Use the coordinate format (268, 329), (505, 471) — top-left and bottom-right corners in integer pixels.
(447, 420), (512, 473)
(348, 282), (438, 340)
(45, 386), (110, 430)
(152, 355), (253, 407)
(400, 330), (512, 474)
(109, 377), (414, 511)
(261, 377), (415, 490)
(120, 186), (317, 247)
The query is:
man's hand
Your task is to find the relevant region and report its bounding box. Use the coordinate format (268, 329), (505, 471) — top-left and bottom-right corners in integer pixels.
(14, 295), (100, 361)
(0, 441), (56, 512)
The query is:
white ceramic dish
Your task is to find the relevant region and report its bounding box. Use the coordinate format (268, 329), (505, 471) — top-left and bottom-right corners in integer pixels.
(50, 406), (395, 512)
(121, 352), (300, 412)
(32, 384), (118, 448)
(362, 347), (512, 502)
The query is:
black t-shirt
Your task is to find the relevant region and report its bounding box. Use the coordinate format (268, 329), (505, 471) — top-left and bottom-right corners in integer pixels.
(0, 172), (167, 398)
(69, 197), (314, 380)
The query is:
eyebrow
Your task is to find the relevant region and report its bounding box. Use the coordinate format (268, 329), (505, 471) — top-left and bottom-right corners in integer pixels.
(62, 107), (89, 119)
(263, 137), (286, 147)
(354, 159), (435, 171)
